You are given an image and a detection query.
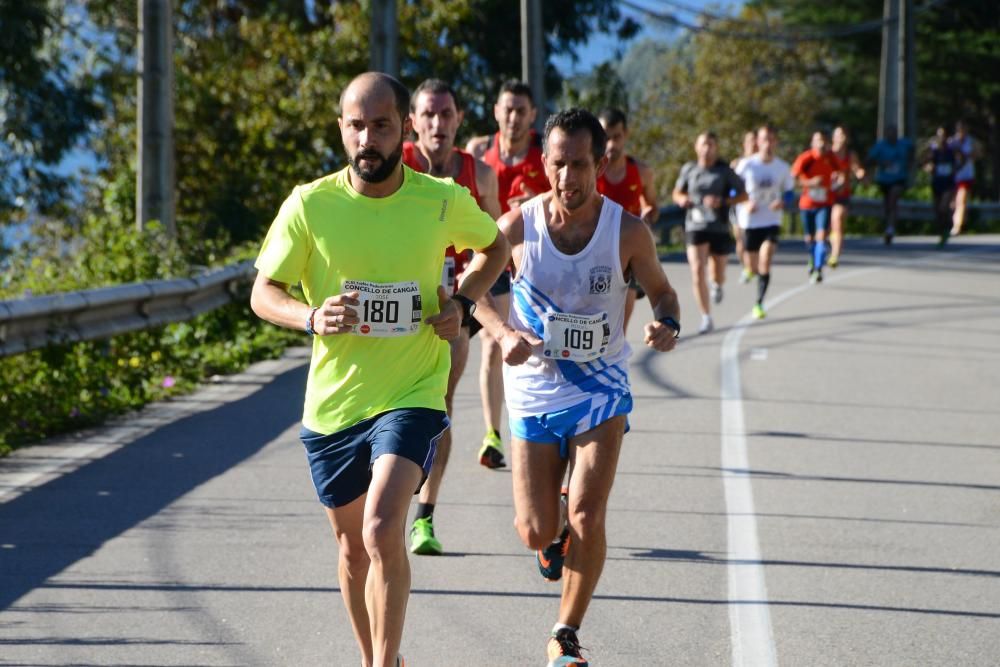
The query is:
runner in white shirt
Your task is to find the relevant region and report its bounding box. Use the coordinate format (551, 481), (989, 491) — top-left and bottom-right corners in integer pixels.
(473, 108), (680, 667)
(735, 125), (794, 320)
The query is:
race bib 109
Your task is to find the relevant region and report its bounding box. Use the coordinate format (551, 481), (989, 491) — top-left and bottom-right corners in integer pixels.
(343, 279), (422, 337)
(543, 312), (610, 363)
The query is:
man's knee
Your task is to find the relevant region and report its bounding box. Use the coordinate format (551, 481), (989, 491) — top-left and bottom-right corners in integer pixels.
(514, 514), (560, 550)
(362, 516), (405, 562)
(567, 503), (607, 543)
(337, 533), (371, 573)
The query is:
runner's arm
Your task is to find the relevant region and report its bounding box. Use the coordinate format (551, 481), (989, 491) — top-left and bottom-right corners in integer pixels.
(637, 160), (659, 225)
(475, 159), (503, 220)
(465, 135), (490, 160)
(622, 215), (679, 351)
(472, 208), (540, 365)
(250, 273), (359, 336)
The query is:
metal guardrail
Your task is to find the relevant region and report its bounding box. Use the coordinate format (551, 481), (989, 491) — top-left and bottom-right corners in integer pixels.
(0, 260), (255, 358)
(652, 197), (1000, 241)
(2, 196), (997, 358)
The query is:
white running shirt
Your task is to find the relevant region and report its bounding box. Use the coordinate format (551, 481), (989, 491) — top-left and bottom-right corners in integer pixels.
(735, 155), (794, 229)
(504, 196), (631, 418)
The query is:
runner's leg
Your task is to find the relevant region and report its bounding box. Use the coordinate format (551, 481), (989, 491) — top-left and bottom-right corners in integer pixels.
(559, 415), (627, 627)
(364, 455), (425, 667)
(324, 497), (373, 666)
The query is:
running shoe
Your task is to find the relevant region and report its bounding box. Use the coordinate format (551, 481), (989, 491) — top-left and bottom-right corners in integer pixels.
(537, 487), (570, 582)
(809, 269), (823, 284)
(396, 656), (406, 667)
(409, 517), (442, 555)
(739, 268), (755, 284)
(546, 627), (588, 666)
(698, 314), (713, 335)
(828, 254), (839, 269)
(710, 281), (723, 304)
(752, 303), (766, 320)
(806, 257), (814, 274)
(478, 431), (506, 469)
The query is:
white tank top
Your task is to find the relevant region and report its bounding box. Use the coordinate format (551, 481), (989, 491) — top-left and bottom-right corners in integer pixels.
(504, 196), (631, 417)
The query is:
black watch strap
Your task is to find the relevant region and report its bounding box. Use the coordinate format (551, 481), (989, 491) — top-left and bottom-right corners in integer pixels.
(658, 316), (681, 338)
(452, 294), (476, 327)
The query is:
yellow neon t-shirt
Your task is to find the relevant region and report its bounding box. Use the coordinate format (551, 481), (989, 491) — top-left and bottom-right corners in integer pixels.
(255, 166), (499, 434)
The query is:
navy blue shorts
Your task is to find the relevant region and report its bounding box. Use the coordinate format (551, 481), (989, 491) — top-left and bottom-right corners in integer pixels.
(299, 408), (449, 508)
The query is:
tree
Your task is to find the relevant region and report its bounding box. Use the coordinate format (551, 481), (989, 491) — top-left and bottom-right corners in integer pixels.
(626, 7), (827, 201)
(0, 1), (101, 229)
(751, 0), (1000, 198)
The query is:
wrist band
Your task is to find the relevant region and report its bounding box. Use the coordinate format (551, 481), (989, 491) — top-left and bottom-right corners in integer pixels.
(657, 316), (681, 338)
(305, 307), (319, 336)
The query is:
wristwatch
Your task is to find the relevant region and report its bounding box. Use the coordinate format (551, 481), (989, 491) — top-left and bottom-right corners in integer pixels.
(305, 306), (319, 336)
(452, 294), (477, 327)
(658, 316), (681, 338)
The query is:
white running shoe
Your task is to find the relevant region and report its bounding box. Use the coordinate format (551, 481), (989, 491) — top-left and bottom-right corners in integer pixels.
(698, 315), (714, 335)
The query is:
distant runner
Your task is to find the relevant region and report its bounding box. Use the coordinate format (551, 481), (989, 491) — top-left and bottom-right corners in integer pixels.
(949, 120), (981, 236)
(466, 80), (553, 471)
(735, 125), (794, 319)
(791, 130), (836, 283)
(672, 131), (747, 334)
(402, 78), (503, 556)
(867, 125), (913, 245)
(596, 108), (658, 333)
(828, 126), (865, 267)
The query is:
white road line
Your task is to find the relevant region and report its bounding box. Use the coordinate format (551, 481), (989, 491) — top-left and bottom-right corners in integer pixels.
(721, 266), (880, 667)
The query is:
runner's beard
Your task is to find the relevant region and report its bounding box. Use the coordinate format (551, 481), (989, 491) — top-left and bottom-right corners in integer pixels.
(349, 135), (404, 183)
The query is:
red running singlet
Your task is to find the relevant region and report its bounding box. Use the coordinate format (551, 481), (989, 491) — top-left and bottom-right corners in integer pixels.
(597, 156), (644, 216)
(482, 131), (550, 214)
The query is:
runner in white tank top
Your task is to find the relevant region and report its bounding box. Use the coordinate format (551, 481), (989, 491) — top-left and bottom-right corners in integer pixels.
(504, 195), (631, 420)
(470, 109), (681, 666)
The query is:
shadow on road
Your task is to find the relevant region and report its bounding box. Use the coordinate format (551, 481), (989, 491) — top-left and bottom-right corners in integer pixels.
(0, 364), (307, 611)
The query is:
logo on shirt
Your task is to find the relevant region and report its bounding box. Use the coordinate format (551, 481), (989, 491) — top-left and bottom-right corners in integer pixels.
(589, 265), (612, 294)
(438, 199), (448, 222)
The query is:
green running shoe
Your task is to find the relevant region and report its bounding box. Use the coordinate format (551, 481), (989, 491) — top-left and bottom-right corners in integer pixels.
(478, 430), (507, 469)
(409, 517), (442, 555)
(752, 303), (766, 320)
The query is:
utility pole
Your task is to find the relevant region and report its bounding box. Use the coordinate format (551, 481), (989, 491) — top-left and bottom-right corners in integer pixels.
(369, 0), (398, 77)
(878, 0), (915, 139)
(520, 0), (546, 131)
(136, 0), (176, 237)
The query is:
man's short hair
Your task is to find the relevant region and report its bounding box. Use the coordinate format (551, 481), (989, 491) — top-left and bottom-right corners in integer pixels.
(758, 123), (777, 136)
(698, 130), (718, 142)
(498, 79), (534, 106)
(411, 78), (461, 111)
(339, 72), (410, 122)
(543, 108), (607, 163)
(598, 108), (628, 130)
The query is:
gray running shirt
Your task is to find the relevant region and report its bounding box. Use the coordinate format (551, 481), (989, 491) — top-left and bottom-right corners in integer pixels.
(674, 160), (746, 233)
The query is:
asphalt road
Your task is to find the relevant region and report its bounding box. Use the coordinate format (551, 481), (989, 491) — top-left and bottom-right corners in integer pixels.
(2, 234), (998, 667)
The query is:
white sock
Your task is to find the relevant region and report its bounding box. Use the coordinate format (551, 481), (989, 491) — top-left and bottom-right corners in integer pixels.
(552, 622), (578, 635)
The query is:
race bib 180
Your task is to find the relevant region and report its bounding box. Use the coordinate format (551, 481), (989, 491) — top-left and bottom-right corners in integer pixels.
(343, 280), (422, 337)
(543, 312), (610, 363)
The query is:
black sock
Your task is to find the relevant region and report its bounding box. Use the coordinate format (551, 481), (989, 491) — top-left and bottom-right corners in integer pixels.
(416, 503), (434, 520)
(757, 273), (771, 304)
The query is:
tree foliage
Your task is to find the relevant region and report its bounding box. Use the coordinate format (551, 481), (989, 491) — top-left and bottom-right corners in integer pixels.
(626, 7), (827, 201)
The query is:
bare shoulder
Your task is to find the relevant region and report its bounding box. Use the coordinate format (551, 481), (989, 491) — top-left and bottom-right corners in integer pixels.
(635, 158), (655, 180)
(466, 135), (490, 159)
(474, 158), (498, 190)
(620, 209), (653, 248)
(497, 204), (526, 246)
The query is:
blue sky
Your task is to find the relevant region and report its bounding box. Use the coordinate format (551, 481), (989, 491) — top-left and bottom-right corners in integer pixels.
(553, 0), (744, 75)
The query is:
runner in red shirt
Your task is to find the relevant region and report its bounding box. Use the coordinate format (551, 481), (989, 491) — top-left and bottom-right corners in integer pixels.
(597, 108), (658, 333)
(466, 80), (552, 470)
(828, 126), (865, 268)
(791, 131), (837, 283)
(403, 78), (502, 556)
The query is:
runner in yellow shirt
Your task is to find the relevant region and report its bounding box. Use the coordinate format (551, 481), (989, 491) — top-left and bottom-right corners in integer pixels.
(250, 72), (509, 667)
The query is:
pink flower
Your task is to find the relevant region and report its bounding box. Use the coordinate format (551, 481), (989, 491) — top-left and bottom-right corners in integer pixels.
(162, 376), (176, 389)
